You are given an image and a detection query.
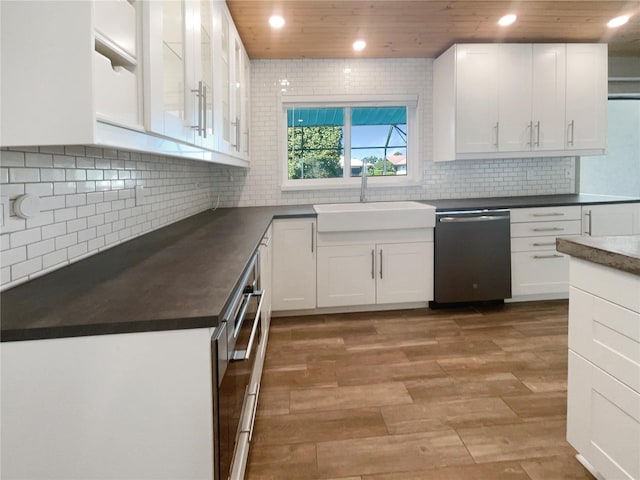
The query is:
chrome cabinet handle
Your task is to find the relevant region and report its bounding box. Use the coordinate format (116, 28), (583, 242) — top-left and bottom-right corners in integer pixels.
(311, 222), (314, 253)
(533, 254), (564, 259)
(231, 117), (240, 150)
(568, 120), (575, 146)
(531, 212), (564, 217)
(528, 121), (533, 146)
(585, 210), (592, 236)
(202, 84), (207, 138)
(494, 122), (499, 149)
(532, 242), (557, 247)
(379, 249), (383, 279)
(371, 249), (375, 279)
(532, 227), (564, 232)
(535, 120), (541, 147)
(190, 81), (203, 135)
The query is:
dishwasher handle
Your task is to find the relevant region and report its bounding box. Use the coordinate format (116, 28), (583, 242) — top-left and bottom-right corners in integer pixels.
(439, 215), (508, 223)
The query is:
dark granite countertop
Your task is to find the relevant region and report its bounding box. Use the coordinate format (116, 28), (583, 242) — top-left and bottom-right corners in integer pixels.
(0, 205), (315, 342)
(556, 235), (640, 275)
(2, 193), (638, 342)
(421, 194), (640, 211)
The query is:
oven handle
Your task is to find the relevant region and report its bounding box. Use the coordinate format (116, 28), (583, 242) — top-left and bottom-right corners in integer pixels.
(231, 290), (264, 362)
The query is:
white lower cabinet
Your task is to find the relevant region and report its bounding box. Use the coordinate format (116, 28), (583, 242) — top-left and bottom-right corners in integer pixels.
(316, 231), (433, 308)
(566, 259), (640, 480)
(317, 244), (376, 307)
(582, 203), (639, 237)
(510, 206), (581, 299)
(1, 329), (215, 480)
(271, 218), (317, 311)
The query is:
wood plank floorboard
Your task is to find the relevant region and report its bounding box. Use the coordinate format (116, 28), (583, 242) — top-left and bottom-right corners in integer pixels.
(246, 300), (594, 480)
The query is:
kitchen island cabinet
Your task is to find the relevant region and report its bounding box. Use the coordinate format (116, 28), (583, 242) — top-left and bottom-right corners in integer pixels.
(557, 235), (640, 480)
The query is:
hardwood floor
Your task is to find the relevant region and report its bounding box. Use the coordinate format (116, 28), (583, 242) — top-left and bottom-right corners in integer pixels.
(246, 301), (594, 480)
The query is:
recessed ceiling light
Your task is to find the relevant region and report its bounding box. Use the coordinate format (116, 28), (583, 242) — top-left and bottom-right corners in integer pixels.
(353, 40), (366, 51)
(269, 15), (285, 29)
(498, 14), (517, 26)
(607, 15), (630, 28)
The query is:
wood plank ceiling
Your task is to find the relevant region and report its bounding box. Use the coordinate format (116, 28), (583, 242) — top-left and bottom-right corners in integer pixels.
(226, 1), (640, 59)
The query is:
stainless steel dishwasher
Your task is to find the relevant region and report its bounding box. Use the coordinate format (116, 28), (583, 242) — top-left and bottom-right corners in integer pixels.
(432, 209), (511, 306)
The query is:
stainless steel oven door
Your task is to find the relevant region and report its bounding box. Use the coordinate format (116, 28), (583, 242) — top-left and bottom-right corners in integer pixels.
(227, 286), (264, 480)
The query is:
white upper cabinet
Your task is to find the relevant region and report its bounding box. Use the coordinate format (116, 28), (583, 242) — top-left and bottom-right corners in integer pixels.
(498, 44), (533, 152)
(214, 3), (250, 161)
(454, 44), (499, 154)
(565, 44), (608, 151)
(1, 0), (249, 167)
(433, 43), (607, 162)
(144, 0), (218, 149)
(531, 44), (566, 151)
(1, 0), (142, 146)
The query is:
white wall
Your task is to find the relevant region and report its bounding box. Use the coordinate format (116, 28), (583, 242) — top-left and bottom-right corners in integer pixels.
(212, 58), (576, 207)
(0, 146), (215, 290)
(580, 100), (640, 197)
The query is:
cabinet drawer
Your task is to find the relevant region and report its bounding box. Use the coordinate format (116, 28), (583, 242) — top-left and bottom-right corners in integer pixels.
(511, 206), (581, 223)
(512, 235), (564, 252)
(567, 351), (640, 480)
(511, 219), (581, 238)
(93, 51), (139, 127)
(569, 287), (640, 393)
(94, 0), (137, 58)
(570, 258), (640, 313)
(512, 251), (569, 296)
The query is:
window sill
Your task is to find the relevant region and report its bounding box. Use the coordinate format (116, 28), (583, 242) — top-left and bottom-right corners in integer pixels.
(281, 176), (422, 192)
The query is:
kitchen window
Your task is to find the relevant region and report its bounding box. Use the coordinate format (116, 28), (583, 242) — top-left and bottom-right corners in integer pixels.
(280, 95), (420, 190)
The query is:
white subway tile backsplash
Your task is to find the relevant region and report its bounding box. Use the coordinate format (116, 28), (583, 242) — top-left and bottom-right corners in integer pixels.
(42, 249), (67, 269)
(25, 153), (53, 168)
(10, 228), (42, 248)
(40, 195), (66, 211)
(0, 150), (25, 167)
(67, 218), (87, 233)
(53, 155), (76, 168)
(9, 168), (40, 183)
(25, 182), (54, 197)
(1, 246), (27, 266)
(1, 168), (8, 184)
(27, 239), (55, 258)
(41, 222), (67, 240)
(68, 242), (88, 259)
(41, 168), (66, 182)
(66, 194), (87, 207)
(12, 257), (42, 280)
(66, 169), (86, 181)
(54, 182), (77, 195)
(77, 205), (96, 218)
(55, 232), (77, 250)
(54, 207), (77, 223)
(26, 210), (54, 229)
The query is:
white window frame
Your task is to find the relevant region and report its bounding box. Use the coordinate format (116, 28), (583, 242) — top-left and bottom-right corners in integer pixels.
(278, 94), (421, 191)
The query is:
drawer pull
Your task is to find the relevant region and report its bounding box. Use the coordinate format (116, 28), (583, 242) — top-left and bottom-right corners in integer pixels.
(532, 242), (557, 247)
(532, 227), (564, 232)
(531, 213), (564, 217)
(533, 254), (564, 259)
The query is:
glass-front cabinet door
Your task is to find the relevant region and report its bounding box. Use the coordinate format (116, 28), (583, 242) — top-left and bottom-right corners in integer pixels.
(144, 0), (192, 143)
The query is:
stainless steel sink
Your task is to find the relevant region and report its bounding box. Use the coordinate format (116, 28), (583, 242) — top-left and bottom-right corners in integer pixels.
(313, 201), (436, 232)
